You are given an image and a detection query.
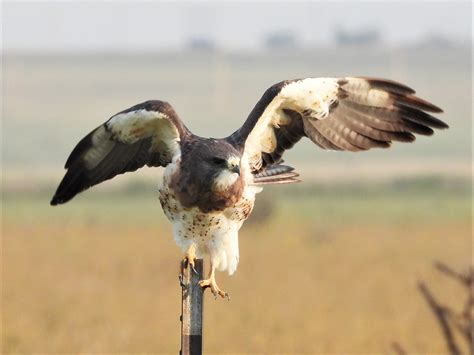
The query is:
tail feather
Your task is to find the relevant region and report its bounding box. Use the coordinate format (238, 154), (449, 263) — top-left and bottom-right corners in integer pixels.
(253, 164), (301, 185)
(252, 178), (301, 186)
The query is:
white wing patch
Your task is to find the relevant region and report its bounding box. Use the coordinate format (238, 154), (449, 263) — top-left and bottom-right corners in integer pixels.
(107, 109), (181, 161)
(51, 100), (187, 206)
(238, 75), (446, 177)
(279, 78), (339, 120)
(342, 77), (392, 107)
(107, 109), (171, 143)
(83, 126), (115, 169)
(244, 78), (340, 170)
(82, 109), (182, 170)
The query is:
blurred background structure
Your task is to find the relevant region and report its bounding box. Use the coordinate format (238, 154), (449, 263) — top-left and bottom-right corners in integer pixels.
(2, 1), (472, 353)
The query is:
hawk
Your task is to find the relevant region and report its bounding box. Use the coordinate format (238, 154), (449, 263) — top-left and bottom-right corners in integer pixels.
(51, 77), (448, 298)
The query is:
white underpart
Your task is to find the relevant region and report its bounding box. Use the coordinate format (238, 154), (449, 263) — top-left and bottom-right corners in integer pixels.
(159, 155), (261, 276)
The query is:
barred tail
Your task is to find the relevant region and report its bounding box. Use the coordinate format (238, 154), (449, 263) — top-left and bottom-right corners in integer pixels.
(252, 164), (300, 185)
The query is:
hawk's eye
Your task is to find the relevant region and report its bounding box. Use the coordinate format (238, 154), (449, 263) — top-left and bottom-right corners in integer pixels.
(212, 157), (226, 165)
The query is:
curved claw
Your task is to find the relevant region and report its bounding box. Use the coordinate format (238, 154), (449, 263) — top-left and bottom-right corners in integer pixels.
(188, 259), (197, 274)
(199, 278), (230, 300)
(183, 245), (197, 274)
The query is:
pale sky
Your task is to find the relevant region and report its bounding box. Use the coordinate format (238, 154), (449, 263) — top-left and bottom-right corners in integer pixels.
(2, 1), (472, 52)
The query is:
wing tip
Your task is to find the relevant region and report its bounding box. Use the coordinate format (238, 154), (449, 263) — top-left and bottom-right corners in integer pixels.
(432, 120), (449, 129)
(370, 77), (415, 94)
(50, 195), (64, 206)
(407, 95), (444, 113)
(346, 76), (445, 114)
(51, 188), (76, 205)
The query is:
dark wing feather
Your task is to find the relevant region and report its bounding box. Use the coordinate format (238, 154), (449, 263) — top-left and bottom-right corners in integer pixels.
(260, 108), (306, 167)
(51, 100), (188, 205)
(229, 77), (448, 174)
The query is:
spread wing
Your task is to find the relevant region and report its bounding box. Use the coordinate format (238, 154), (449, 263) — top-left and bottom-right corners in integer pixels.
(229, 77), (448, 172)
(51, 100), (189, 205)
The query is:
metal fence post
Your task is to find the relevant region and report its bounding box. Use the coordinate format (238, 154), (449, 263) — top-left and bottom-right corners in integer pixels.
(180, 258), (204, 355)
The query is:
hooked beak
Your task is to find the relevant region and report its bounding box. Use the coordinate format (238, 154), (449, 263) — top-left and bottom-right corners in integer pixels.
(231, 164), (240, 176)
(227, 157), (240, 176)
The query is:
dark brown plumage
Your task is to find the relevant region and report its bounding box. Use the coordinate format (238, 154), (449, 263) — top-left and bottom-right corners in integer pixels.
(51, 76), (448, 208)
(50, 100), (188, 205)
(170, 137), (244, 213)
(50, 76), (448, 298)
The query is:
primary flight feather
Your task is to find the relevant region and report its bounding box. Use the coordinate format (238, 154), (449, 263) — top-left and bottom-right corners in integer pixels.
(51, 77), (448, 298)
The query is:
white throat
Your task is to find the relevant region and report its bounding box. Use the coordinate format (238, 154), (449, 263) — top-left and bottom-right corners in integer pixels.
(214, 170), (239, 190)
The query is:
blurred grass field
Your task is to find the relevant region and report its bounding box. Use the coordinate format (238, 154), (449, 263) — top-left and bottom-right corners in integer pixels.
(2, 179), (471, 353)
(2, 44), (471, 354)
(3, 1), (472, 351)
(3, 2), (472, 352)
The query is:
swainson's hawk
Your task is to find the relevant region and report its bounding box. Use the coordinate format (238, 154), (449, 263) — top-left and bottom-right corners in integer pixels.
(51, 77), (448, 298)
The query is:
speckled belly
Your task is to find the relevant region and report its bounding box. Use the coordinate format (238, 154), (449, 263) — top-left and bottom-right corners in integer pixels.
(159, 183), (253, 243)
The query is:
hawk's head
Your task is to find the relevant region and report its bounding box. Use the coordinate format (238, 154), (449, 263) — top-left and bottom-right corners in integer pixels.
(211, 154), (241, 191)
(182, 138), (242, 192)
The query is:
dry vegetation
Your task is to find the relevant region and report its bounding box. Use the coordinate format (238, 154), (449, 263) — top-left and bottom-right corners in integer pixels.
(3, 44), (471, 354)
(2, 183), (471, 354)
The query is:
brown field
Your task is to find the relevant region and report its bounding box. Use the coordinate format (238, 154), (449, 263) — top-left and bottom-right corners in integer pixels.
(2, 183), (471, 354)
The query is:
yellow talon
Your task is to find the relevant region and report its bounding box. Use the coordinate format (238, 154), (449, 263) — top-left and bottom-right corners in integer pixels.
(183, 244), (197, 274)
(198, 262), (230, 300)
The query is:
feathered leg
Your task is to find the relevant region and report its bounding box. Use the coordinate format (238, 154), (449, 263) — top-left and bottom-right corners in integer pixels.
(182, 244), (197, 274)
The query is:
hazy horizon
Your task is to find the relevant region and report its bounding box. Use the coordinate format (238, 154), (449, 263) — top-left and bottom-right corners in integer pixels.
(2, 1), (471, 186)
(3, 1), (471, 53)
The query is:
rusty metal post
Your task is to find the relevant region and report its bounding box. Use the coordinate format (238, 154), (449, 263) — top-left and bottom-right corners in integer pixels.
(180, 258), (204, 355)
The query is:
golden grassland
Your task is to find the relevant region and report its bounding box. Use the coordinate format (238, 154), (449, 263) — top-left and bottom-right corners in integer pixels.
(2, 184), (471, 354)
